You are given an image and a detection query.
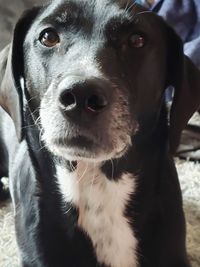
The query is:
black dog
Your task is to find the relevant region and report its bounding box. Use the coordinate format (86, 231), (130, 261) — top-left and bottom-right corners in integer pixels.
(0, 0), (200, 266)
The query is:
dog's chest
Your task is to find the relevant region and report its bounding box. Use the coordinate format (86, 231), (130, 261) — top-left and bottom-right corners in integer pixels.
(56, 162), (138, 267)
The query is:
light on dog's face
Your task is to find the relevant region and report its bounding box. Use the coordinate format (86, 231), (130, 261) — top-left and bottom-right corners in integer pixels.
(129, 34), (145, 48)
(24, 0), (167, 161)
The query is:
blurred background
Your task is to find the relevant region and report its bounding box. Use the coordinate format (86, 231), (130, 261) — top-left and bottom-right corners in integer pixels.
(0, 0), (42, 50)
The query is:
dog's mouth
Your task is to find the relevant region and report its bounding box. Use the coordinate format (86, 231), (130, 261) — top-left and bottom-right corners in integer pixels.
(55, 135), (96, 153)
(50, 134), (102, 159)
(47, 133), (130, 161)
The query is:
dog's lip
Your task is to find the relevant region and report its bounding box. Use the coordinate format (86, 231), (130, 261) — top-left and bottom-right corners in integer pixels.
(52, 135), (102, 160)
(54, 135), (96, 149)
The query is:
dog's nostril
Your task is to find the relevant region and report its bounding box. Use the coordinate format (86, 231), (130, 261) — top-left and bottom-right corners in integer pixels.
(86, 94), (108, 113)
(59, 91), (76, 111)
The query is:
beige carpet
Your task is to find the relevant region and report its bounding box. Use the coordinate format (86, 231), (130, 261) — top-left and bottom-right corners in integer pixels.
(0, 159), (200, 267)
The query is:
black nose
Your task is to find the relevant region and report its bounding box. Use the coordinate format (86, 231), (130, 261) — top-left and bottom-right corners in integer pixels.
(59, 80), (109, 114)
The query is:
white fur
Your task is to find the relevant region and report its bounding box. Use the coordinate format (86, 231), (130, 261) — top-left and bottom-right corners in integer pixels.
(56, 162), (138, 267)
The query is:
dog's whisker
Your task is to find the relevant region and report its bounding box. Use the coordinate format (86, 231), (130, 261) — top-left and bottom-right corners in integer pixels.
(77, 162), (89, 184)
(65, 205), (73, 215)
(28, 107), (39, 125)
(69, 161), (76, 172)
(21, 124), (37, 129)
(127, 0), (137, 12)
(27, 107), (41, 120)
(30, 109), (39, 116)
(27, 95), (39, 103)
(28, 109), (44, 150)
(37, 144), (46, 152)
(34, 115), (41, 126)
(123, 0), (137, 18)
(89, 162), (96, 196)
(38, 128), (45, 150)
(123, 0), (130, 13)
(136, 10), (152, 16)
(110, 159), (114, 181)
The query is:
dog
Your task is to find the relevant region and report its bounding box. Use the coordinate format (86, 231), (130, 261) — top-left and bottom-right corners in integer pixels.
(0, 0), (200, 266)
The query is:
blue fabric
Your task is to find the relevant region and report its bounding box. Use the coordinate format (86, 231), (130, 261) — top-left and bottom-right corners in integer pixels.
(151, 0), (200, 69)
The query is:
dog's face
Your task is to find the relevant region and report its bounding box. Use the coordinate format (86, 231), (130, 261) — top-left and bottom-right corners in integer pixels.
(1, 0), (200, 161)
(22, 0), (169, 161)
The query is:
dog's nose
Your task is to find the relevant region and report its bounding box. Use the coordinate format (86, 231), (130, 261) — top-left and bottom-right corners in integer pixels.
(59, 80), (109, 114)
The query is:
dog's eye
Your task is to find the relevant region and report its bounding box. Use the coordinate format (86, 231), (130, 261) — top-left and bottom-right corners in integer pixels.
(129, 34), (145, 48)
(39, 29), (60, 47)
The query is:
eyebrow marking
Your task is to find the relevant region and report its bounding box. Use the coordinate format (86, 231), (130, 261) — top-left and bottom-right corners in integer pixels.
(55, 2), (80, 23)
(40, 2), (93, 34)
(42, 2), (81, 25)
(105, 16), (135, 42)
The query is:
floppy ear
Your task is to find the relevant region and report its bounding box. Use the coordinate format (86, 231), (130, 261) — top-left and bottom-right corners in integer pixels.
(0, 7), (41, 141)
(167, 26), (200, 154)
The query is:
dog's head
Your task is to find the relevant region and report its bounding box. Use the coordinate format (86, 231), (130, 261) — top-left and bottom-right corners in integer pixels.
(0, 0), (200, 161)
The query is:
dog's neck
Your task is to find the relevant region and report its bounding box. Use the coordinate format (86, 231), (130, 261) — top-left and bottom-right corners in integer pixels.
(56, 160), (138, 267)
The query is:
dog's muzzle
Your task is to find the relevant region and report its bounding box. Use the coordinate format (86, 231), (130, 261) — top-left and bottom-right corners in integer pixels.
(40, 76), (133, 161)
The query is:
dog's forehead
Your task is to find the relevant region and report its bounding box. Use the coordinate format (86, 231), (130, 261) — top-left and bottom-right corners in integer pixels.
(52, 0), (123, 17)
(36, 0), (144, 29)
(48, 0), (127, 18)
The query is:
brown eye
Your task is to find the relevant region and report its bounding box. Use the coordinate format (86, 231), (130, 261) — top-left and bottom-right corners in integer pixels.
(129, 34), (145, 48)
(39, 29), (60, 47)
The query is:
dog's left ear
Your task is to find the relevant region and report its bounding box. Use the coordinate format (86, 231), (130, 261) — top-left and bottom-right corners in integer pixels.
(0, 7), (41, 141)
(166, 25), (200, 154)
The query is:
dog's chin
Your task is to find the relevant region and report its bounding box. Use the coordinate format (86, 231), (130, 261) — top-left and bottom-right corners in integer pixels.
(45, 137), (130, 162)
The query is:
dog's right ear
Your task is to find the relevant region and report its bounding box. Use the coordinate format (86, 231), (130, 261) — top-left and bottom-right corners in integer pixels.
(0, 7), (41, 141)
(166, 25), (200, 154)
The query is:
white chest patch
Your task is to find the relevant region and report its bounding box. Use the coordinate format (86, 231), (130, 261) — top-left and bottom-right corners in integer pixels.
(56, 162), (138, 267)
